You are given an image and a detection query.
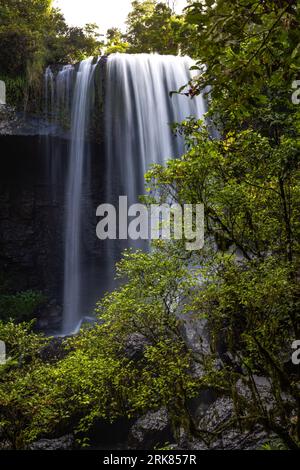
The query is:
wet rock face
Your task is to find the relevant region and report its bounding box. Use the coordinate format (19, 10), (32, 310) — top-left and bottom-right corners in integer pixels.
(180, 315), (210, 358)
(0, 134), (66, 308)
(124, 333), (151, 361)
(0, 105), (53, 136)
(29, 434), (74, 450)
(183, 396), (272, 450)
(128, 409), (173, 450)
(37, 300), (63, 332)
(126, 398), (271, 451)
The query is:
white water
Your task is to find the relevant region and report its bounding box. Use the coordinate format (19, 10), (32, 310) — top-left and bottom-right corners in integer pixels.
(46, 54), (206, 335)
(56, 65), (74, 120)
(44, 66), (54, 120)
(104, 53), (206, 267)
(44, 64), (74, 123)
(62, 58), (96, 334)
(44, 65), (74, 205)
(106, 54), (205, 203)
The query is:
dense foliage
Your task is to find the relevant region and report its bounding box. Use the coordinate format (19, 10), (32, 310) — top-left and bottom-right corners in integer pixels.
(0, 290), (44, 322)
(144, 0), (300, 448)
(124, 0), (184, 54)
(0, 1), (192, 108)
(0, 0), (102, 107)
(0, 0), (299, 451)
(0, 251), (198, 449)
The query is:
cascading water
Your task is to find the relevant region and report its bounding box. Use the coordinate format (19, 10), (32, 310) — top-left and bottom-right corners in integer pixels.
(44, 64), (74, 126)
(44, 66), (54, 121)
(106, 55), (205, 203)
(45, 54), (205, 335)
(62, 57), (96, 334)
(56, 65), (74, 121)
(44, 64), (74, 203)
(104, 53), (205, 270)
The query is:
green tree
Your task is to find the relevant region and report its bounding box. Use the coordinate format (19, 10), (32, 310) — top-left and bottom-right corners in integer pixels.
(0, 250), (198, 449)
(142, 0), (300, 448)
(0, 0), (103, 107)
(105, 28), (129, 54)
(125, 0), (184, 54)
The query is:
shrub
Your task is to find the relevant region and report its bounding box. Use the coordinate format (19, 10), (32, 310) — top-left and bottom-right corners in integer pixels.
(0, 291), (45, 323)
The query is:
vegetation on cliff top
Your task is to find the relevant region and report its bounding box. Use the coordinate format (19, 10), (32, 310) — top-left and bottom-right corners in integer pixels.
(0, 1), (196, 108)
(0, 0), (102, 107)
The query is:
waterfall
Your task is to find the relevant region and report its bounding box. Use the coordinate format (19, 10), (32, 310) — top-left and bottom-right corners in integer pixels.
(62, 57), (96, 334)
(44, 66), (54, 121)
(44, 64), (74, 203)
(106, 54), (205, 202)
(44, 64), (74, 131)
(56, 65), (74, 122)
(45, 54), (205, 335)
(104, 53), (205, 271)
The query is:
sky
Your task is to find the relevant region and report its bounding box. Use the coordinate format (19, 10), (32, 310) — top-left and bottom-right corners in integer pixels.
(54, 0), (188, 34)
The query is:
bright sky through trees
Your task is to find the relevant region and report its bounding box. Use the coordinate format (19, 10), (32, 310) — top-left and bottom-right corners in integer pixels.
(54, 0), (188, 33)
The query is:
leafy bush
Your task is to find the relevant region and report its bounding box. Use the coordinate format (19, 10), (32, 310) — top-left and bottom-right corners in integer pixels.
(0, 75), (27, 108)
(0, 249), (198, 449)
(0, 1), (103, 109)
(0, 291), (45, 323)
(0, 321), (51, 449)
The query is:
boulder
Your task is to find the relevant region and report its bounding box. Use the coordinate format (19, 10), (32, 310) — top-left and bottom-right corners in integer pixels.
(181, 316), (210, 357)
(128, 408), (173, 449)
(184, 396), (272, 450)
(124, 333), (151, 361)
(29, 434), (74, 451)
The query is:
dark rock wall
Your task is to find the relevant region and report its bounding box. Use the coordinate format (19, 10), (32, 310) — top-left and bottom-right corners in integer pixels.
(0, 134), (65, 297)
(0, 133), (106, 327)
